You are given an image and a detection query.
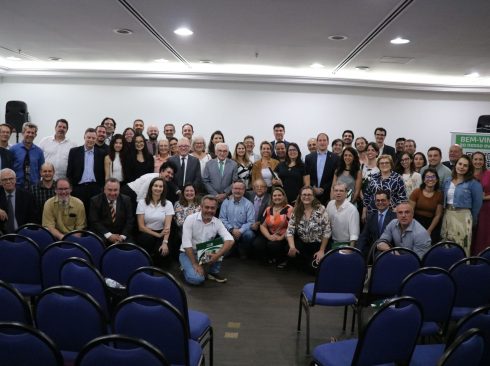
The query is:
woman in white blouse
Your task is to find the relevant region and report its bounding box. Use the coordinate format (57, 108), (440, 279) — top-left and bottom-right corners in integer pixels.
(136, 177), (174, 261)
(104, 134), (126, 183)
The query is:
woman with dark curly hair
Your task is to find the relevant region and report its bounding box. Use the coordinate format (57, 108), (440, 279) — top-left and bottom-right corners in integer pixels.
(124, 133), (154, 182)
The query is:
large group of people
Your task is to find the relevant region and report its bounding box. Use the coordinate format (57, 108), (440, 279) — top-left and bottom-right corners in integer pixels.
(0, 118), (488, 286)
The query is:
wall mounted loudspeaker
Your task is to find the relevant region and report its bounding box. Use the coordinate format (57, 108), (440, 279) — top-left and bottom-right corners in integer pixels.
(5, 100), (29, 132)
(477, 115), (490, 133)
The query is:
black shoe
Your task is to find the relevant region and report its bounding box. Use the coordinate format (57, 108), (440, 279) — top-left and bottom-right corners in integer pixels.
(277, 260), (288, 269)
(207, 273), (228, 283)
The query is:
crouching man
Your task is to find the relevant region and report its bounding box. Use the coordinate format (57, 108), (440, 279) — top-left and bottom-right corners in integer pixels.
(180, 195), (234, 285)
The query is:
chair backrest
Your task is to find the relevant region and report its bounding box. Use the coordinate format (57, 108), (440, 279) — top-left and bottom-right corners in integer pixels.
(449, 257), (490, 308)
(449, 305), (490, 366)
(113, 295), (191, 366)
(35, 286), (107, 353)
(422, 241), (466, 271)
(438, 328), (485, 366)
(313, 247), (366, 303)
(100, 243), (152, 286)
(60, 257), (109, 316)
(0, 280), (33, 325)
(0, 321), (63, 366)
(128, 267), (189, 322)
(369, 247), (421, 297)
(399, 267), (456, 325)
(478, 247), (490, 262)
(0, 233), (41, 285)
(17, 223), (56, 251)
(75, 334), (169, 366)
(63, 230), (105, 268)
(41, 241), (93, 288)
(352, 296), (422, 366)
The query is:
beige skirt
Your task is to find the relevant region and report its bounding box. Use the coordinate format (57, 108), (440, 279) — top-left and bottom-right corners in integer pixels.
(441, 209), (472, 255)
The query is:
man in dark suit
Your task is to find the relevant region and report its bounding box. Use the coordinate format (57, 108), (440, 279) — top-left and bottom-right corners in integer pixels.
(270, 123), (289, 159)
(356, 190), (396, 260)
(0, 168), (38, 233)
(168, 138), (202, 192)
(66, 128), (106, 214)
(304, 132), (339, 204)
(203, 143), (238, 204)
(89, 178), (134, 245)
(245, 178), (271, 233)
(374, 127), (396, 159)
(0, 147), (12, 170)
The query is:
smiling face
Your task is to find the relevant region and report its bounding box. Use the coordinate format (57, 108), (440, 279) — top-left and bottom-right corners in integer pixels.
(260, 143), (272, 159)
(124, 129), (134, 143)
(366, 145), (378, 160)
(133, 120), (144, 134)
(55, 179), (71, 202)
(378, 157), (392, 174)
(332, 184), (347, 202)
(235, 143), (246, 158)
(423, 171), (438, 188)
(400, 153), (411, 170)
(212, 133), (224, 145)
(158, 139), (169, 155)
(216, 144), (229, 161)
(55, 121), (68, 139)
(113, 138), (123, 152)
(201, 197), (218, 222)
(342, 150), (354, 167)
(134, 135), (145, 151)
(471, 152), (485, 170)
(342, 132), (353, 146)
(396, 203), (414, 227)
(104, 181), (120, 201)
(150, 179), (164, 198)
(183, 185), (196, 202)
(455, 157), (469, 176)
(300, 187), (314, 205)
(84, 131), (97, 149)
(332, 141), (343, 155)
(0, 170), (16, 193)
(355, 138), (367, 153)
(427, 150), (442, 167)
(273, 126), (285, 141)
(272, 188), (286, 206)
(95, 126), (106, 143)
(103, 118), (115, 134)
(275, 142), (286, 159)
(413, 154), (426, 170)
(23, 127), (37, 145)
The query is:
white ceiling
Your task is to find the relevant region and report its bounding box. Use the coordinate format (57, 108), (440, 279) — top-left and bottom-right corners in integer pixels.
(1, 0), (490, 91)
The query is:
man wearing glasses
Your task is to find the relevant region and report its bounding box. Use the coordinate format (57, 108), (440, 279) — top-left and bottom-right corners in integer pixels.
(0, 168), (38, 233)
(42, 178), (86, 240)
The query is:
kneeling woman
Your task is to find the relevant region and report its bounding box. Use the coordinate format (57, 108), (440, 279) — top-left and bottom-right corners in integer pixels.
(286, 186), (331, 273)
(136, 177), (174, 263)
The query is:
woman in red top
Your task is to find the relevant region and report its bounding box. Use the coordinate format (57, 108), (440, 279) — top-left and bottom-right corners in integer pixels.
(253, 186), (292, 268)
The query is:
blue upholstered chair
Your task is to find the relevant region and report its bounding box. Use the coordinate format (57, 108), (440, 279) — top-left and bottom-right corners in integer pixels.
(399, 267), (456, 337)
(63, 230), (105, 268)
(0, 280), (33, 325)
(422, 241), (466, 271)
(311, 296), (422, 366)
(296, 247), (366, 354)
(17, 223), (56, 251)
(113, 295), (203, 366)
(0, 321), (63, 366)
(75, 334), (169, 366)
(128, 266), (213, 365)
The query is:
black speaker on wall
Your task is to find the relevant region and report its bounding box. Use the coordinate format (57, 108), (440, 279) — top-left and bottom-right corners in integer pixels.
(477, 115), (490, 133)
(5, 100), (29, 132)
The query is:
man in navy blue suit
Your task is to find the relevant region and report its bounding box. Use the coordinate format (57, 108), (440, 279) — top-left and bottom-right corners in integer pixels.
(356, 190), (396, 260)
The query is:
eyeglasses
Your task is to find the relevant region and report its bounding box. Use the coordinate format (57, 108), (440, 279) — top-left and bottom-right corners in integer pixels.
(379, 161), (391, 165)
(424, 176), (437, 180)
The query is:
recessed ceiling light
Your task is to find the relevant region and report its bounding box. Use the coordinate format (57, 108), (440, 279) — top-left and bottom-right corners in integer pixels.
(199, 60), (213, 64)
(356, 66), (370, 71)
(174, 27), (193, 36)
(48, 57), (63, 61)
(113, 28), (133, 35)
(465, 72), (480, 78)
(310, 63), (324, 69)
(6, 56), (21, 61)
(390, 37), (410, 44)
(328, 35), (348, 41)
(154, 58), (169, 63)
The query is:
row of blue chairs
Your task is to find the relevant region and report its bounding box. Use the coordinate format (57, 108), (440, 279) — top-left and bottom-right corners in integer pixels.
(297, 246), (490, 354)
(310, 297), (490, 366)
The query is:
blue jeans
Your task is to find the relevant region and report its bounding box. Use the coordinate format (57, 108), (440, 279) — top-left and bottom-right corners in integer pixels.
(179, 251), (222, 285)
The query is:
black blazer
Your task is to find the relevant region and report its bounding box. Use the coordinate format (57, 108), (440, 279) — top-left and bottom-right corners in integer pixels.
(380, 144), (396, 160)
(304, 151), (339, 204)
(245, 191), (271, 221)
(89, 193), (134, 239)
(168, 154), (202, 190)
(66, 146), (106, 187)
(0, 187), (38, 232)
(356, 209), (397, 259)
(0, 147), (12, 170)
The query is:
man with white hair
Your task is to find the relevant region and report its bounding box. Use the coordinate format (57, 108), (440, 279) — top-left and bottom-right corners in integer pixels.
(203, 142), (238, 203)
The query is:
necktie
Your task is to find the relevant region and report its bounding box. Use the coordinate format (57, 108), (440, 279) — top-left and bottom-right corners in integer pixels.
(23, 151), (31, 190)
(219, 161), (224, 176)
(7, 194), (15, 233)
(181, 157), (186, 186)
(152, 142), (156, 155)
(378, 212), (384, 234)
(110, 200), (116, 223)
(254, 196), (262, 221)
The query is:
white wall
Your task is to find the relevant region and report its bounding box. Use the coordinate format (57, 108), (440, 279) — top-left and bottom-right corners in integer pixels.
(1, 75), (489, 158)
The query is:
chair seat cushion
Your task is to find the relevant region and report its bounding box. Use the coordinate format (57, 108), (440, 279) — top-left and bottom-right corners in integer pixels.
(12, 283), (42, 297)
(419, 321), (441, 336)
(188, 339), (203, 366)
(409, 344), (445, 366)
(188, 310), (211, 341)
(312, 339), (357, 366)
(303, 284), (356, 306)
(61, 349), (78, 364)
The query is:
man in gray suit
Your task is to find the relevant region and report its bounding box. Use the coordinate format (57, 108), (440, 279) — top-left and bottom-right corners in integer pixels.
(168, 138), (202, 192)
(203, 142), (238, 203)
